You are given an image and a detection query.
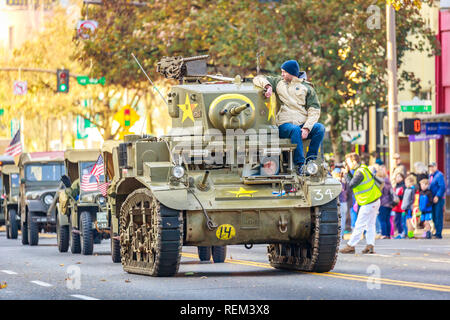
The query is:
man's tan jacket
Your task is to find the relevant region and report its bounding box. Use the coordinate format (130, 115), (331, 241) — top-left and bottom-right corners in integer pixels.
(253, 75), (321, 131)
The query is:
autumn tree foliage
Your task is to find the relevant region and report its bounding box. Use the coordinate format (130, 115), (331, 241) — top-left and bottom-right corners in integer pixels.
(78, 0), (437, 158)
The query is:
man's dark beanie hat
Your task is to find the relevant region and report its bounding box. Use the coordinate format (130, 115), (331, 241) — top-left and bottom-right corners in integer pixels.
(281, 60), (300, 77)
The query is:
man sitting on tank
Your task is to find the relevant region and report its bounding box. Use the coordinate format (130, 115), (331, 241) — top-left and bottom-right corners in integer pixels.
(253, 60), (324, 175)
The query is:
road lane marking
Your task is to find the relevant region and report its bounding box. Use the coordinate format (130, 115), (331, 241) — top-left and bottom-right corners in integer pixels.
(181, 252), (450, 292)
(30, 281), (53, 287)
(70, 294), (100, 300)
(1, 270), (18, 275)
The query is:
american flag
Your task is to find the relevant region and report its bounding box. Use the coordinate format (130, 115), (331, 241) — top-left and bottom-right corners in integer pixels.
(5, 130), (22, 157)
(90, 155), (104, 179)
(81, 174), (98, 192)
(98, 182), (110, 197)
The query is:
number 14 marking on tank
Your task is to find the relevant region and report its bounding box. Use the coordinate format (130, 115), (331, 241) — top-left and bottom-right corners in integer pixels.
(216, 224), (236, 240)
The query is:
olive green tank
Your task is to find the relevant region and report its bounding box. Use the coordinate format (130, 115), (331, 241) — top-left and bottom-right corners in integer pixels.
(108, 56), (342, 276)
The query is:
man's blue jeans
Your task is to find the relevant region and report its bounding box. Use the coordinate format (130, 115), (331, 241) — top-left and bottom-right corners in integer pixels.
(279, 122), (325, 165)
(432, 198), (445, 237)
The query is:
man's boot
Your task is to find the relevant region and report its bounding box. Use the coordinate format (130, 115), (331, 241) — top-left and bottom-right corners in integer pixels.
(362, 245), (374, 254)
(339, 245), (355, 254)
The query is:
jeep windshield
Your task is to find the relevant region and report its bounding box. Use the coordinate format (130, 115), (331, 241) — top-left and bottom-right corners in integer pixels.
(10, 173), (20, 195)
(25, 163), (65, 182)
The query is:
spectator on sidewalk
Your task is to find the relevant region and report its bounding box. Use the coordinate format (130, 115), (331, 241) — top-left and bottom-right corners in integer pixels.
(340, 153), (382, 254)
(391, 153), (407, 185)
(419, 178), (434, 239)
(377, 166), (393, 239)
(428, 162), (446, 239)
(333, 168), (350, 239)
(411, 162), (429, 188)
(392, 172), (406, 239)
(401, 175), (417, 239)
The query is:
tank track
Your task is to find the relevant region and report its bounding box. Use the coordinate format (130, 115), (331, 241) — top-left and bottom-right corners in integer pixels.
(267, 199), (340, 273)
(119, 188), (183, 277)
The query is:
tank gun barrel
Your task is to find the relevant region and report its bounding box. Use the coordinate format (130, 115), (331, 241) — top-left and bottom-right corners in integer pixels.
(230, 103), (250, 116)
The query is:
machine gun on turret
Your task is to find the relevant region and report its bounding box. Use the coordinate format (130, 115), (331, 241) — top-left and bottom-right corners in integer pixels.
(156, 55), (237, 83)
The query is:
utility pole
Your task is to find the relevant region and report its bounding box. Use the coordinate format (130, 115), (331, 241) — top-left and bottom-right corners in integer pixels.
(386, 3), (399, 173)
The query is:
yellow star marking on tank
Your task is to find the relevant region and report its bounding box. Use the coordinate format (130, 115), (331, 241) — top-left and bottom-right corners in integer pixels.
(265, 95), (276, 121)
(177, 95), (197, 123)
(228, 187), (258, 198)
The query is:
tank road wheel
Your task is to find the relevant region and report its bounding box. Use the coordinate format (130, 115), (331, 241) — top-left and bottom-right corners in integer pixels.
(9, 209), (19, 239)
(80, 211), (94, 255)
(70, 223), (81, 254)
(28, 211), (39, 246)
(197, 246), (212, 261)
(267, 199), (340, 273)
(212, 246), (227, 263)
(120, 188), (183, 277)
(111, 236), (121, 263)
(57, 218), (69, 253)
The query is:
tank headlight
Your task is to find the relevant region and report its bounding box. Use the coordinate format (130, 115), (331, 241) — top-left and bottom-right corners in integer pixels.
(171, 165), (185, 179)
(306, 162), (319, 176)
(44, 194), (54, 205)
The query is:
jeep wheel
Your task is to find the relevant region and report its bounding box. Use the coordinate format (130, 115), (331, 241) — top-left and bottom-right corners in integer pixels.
(197, 246), (211, 261)
(70, 223), (81, 254)
(80, 211), (94, 255)
(57, 218), (69, 253)
(212, 246), (227, 263)
(111, 235), (121, 263)
(6, 218), (10, 239)
(21, 218), (29, 245)
(8, 209), (18, 239)
(27, 211), (39, 246)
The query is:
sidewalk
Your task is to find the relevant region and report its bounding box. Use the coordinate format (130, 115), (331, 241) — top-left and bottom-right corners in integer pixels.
(342, 228), (450, 240)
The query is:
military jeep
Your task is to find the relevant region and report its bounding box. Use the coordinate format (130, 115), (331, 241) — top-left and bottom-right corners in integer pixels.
(57, 149), (109, 255)
(3, 164), (20, 239)
(18, 152), (65, 246)
(0, 156), (15, 227)
(102, 140), (122, 263)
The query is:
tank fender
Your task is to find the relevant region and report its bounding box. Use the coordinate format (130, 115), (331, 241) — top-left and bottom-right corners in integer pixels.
(135, 176), (199, 211)
(307, 177), (342, 207)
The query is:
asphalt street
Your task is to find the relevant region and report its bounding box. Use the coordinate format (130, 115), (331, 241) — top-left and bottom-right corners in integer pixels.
(0, 228), (449, 300)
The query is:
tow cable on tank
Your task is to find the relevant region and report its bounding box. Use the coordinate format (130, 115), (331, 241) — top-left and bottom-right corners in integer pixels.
(187, 188), (218, 230)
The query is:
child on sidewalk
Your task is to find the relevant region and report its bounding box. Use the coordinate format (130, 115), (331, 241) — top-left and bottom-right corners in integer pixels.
(419, 178), (434, 239)
(392, 173), (406, 239)
(401, 175), (417, 239)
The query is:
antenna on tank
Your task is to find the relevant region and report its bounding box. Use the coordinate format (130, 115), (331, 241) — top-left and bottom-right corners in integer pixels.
(131, 53), (168, 107)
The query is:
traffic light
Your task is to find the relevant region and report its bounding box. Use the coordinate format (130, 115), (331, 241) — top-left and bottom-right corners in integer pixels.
(124, 107), (131, 127)
(403, 118), (421, 135)
(56, 69), (69, 93)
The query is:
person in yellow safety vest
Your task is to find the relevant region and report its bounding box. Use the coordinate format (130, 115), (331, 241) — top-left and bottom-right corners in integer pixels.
(340, 152), (382, 254)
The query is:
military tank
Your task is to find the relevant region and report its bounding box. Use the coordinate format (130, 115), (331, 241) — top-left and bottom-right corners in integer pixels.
(109, 56), (341, 276)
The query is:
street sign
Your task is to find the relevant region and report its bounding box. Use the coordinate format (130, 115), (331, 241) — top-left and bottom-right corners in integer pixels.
(13, 81), (27, 95)
(76, 76), (105, 86)
(425, 122), (450, 136)
(76, 20), (98, 40)
(341, 130), (366, 145)
(400, 97), (432, 112)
